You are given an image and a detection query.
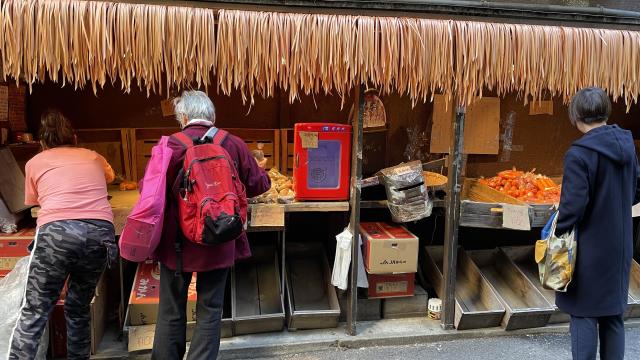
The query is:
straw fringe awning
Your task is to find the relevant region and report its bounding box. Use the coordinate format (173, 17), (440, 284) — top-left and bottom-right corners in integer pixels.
(2, 0), (639, 107)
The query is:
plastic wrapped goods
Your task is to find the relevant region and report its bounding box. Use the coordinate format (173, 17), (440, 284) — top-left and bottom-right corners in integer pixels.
(378, 161), (433, 223)
(0, 257), (48, 359)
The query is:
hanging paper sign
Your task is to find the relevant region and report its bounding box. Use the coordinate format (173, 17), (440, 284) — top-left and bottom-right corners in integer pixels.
(299, 131), (318, 149)
(529, 100), (554, 116)
(251, 204), (285, 227)
(502, 204), (531, 231)
(160, 99), (176, 117)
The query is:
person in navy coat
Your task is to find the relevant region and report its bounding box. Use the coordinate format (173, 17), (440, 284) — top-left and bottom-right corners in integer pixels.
(556, 87), (640, 360)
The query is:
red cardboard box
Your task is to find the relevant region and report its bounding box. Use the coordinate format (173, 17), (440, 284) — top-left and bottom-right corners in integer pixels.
(128, 261), (197, 325)
(360, 222), (419, 274)
(367, 273), (415, 299)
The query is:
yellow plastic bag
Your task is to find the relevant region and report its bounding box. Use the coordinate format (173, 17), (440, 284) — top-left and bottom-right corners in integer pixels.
(535, 211), (577, 292)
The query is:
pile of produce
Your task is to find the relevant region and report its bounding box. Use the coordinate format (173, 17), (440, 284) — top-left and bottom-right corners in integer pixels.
(479, 168), (561, 204)
(249, 168), (295, 204)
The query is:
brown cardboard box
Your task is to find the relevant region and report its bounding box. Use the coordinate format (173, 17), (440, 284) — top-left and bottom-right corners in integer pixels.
(128, 261), (197, 326)
(360, 222), (419, 274)
(90, 272), (108, 355)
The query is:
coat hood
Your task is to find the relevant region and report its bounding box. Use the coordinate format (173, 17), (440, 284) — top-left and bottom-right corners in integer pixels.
(573, 125), (635, 165)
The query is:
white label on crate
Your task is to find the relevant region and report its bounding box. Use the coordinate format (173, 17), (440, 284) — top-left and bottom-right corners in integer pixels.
(377, 281), (408, 294)
(502, 204), (531, 231)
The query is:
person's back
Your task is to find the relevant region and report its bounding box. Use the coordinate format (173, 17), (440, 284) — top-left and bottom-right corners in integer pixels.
(152, 91), (270, 360)
(26, 147), (114, 227)
(555, 87), (640, 360)
(9, 110), (117, 360)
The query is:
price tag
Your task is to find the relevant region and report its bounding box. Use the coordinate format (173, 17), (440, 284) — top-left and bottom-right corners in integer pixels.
(502, 204), (531, 231)
(392, 165), (413, 176)
(299, 131), (318, 149)
(251, 204), (285, 227)
(633, 203), (640, 218)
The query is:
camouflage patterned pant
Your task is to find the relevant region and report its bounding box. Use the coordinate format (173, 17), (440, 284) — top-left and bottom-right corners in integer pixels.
(8, 219), (116, 360)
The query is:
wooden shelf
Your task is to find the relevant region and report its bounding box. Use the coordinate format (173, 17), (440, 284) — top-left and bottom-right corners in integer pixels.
(249, 202), (349, 213)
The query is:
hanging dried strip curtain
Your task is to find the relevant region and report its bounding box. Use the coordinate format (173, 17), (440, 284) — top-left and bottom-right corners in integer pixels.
(452, 21), (640, 107)
(0, 0), (216, 94)
(215, 9), (453, 105)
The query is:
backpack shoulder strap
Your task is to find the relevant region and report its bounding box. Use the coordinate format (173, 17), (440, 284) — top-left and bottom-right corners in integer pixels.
(212, 129), (229, 146)
(171, 132), (194, 149)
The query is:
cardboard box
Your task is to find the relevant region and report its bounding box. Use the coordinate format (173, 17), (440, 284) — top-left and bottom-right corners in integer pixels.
(128, 261), (197, 326)
(382, 285), (428, 319)
(367, 273), (415, 299)
(360, 222), (419, 274)
(0, 237), (32, 275)
(48, 275), (106, 358)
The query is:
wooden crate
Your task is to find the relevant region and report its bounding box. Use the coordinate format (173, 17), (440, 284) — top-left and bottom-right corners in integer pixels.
(461, 179), (555, 229)
(281, 128), (294, 176)
(76, 128), (133, 181)
(131, 127), (281, 181)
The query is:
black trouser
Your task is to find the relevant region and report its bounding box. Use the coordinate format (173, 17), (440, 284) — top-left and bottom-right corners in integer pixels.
(152, 264), (229, 360)
(9, 220), (115, 360)
(570, 314), (625, 360)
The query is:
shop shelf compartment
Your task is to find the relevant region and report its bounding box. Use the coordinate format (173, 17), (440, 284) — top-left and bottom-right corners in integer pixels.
(500, 246), (569, 324)
(285, 243), (341, 331)
(232, 244), (285, 335)
(468, 249), (555, 330)
(423, 246), (505, 330)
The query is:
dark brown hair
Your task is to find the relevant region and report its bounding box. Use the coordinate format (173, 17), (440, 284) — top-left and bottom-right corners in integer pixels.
(39, 110), (76, 149)
(568, 87), (612, 126)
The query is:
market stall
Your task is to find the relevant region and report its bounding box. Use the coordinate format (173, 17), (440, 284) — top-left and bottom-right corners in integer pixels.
(2, 0), (640, 358)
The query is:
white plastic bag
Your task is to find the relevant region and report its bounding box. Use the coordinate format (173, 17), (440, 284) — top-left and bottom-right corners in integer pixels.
(0, 257), (48, 360)
(331, 229), (369, 290)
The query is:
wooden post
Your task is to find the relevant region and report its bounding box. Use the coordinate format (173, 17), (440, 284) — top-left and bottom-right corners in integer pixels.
(441, 104), (466, 330)
(347, 84), (365, 336)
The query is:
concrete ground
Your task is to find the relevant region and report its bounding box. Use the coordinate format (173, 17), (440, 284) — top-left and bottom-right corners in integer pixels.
(251, 328), (640, 359)
(216, 318), (640, 360)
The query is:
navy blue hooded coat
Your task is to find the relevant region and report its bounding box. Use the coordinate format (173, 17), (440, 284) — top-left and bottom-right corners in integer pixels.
(555, 124), (640, 317)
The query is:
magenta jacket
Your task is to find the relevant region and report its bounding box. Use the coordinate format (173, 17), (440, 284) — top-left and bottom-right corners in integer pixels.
(154, 124), (271, 272)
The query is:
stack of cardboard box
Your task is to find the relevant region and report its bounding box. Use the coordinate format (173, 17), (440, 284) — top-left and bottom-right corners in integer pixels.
(361, 222), (418, 298)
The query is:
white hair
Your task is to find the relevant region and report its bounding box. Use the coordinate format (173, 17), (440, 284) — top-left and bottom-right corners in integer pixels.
(174, 90), (216, 125)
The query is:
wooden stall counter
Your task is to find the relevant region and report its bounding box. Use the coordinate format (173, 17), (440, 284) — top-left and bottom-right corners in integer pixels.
(31, 187), (349, 235)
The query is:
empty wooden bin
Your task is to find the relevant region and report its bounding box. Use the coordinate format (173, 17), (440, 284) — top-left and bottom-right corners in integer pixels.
(285, 243), (341, 331)
(232, 245), (285, 335)
(626, 260), (640, 318)
(468, 249), (554, 330)
(500, 246), (569, 324)
(423, 246), (505, 330)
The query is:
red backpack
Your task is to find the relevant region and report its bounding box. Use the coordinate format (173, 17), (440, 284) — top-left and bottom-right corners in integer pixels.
(172, 127), (248, 248)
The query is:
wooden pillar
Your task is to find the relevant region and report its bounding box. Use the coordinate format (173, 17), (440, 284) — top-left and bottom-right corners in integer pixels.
(346, 84), (365, 336)
(441, 104), (466, 330)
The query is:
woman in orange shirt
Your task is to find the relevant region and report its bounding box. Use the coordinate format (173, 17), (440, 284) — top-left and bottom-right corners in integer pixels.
(7, 110), (117, 360)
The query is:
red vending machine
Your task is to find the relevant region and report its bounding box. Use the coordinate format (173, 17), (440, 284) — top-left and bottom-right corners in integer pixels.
(293, 123), (352, 201)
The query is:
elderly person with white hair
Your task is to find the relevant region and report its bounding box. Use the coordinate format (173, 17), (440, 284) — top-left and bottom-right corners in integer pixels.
(152, 90), (270, 360)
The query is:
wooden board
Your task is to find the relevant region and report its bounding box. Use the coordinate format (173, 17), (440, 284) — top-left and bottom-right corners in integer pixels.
(423, 246), (505, 330)
(0, 147), (28, 213)
(468, 249), (554, 330)
(430, 95), (500, 155)
(132, 127), (280, 181)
